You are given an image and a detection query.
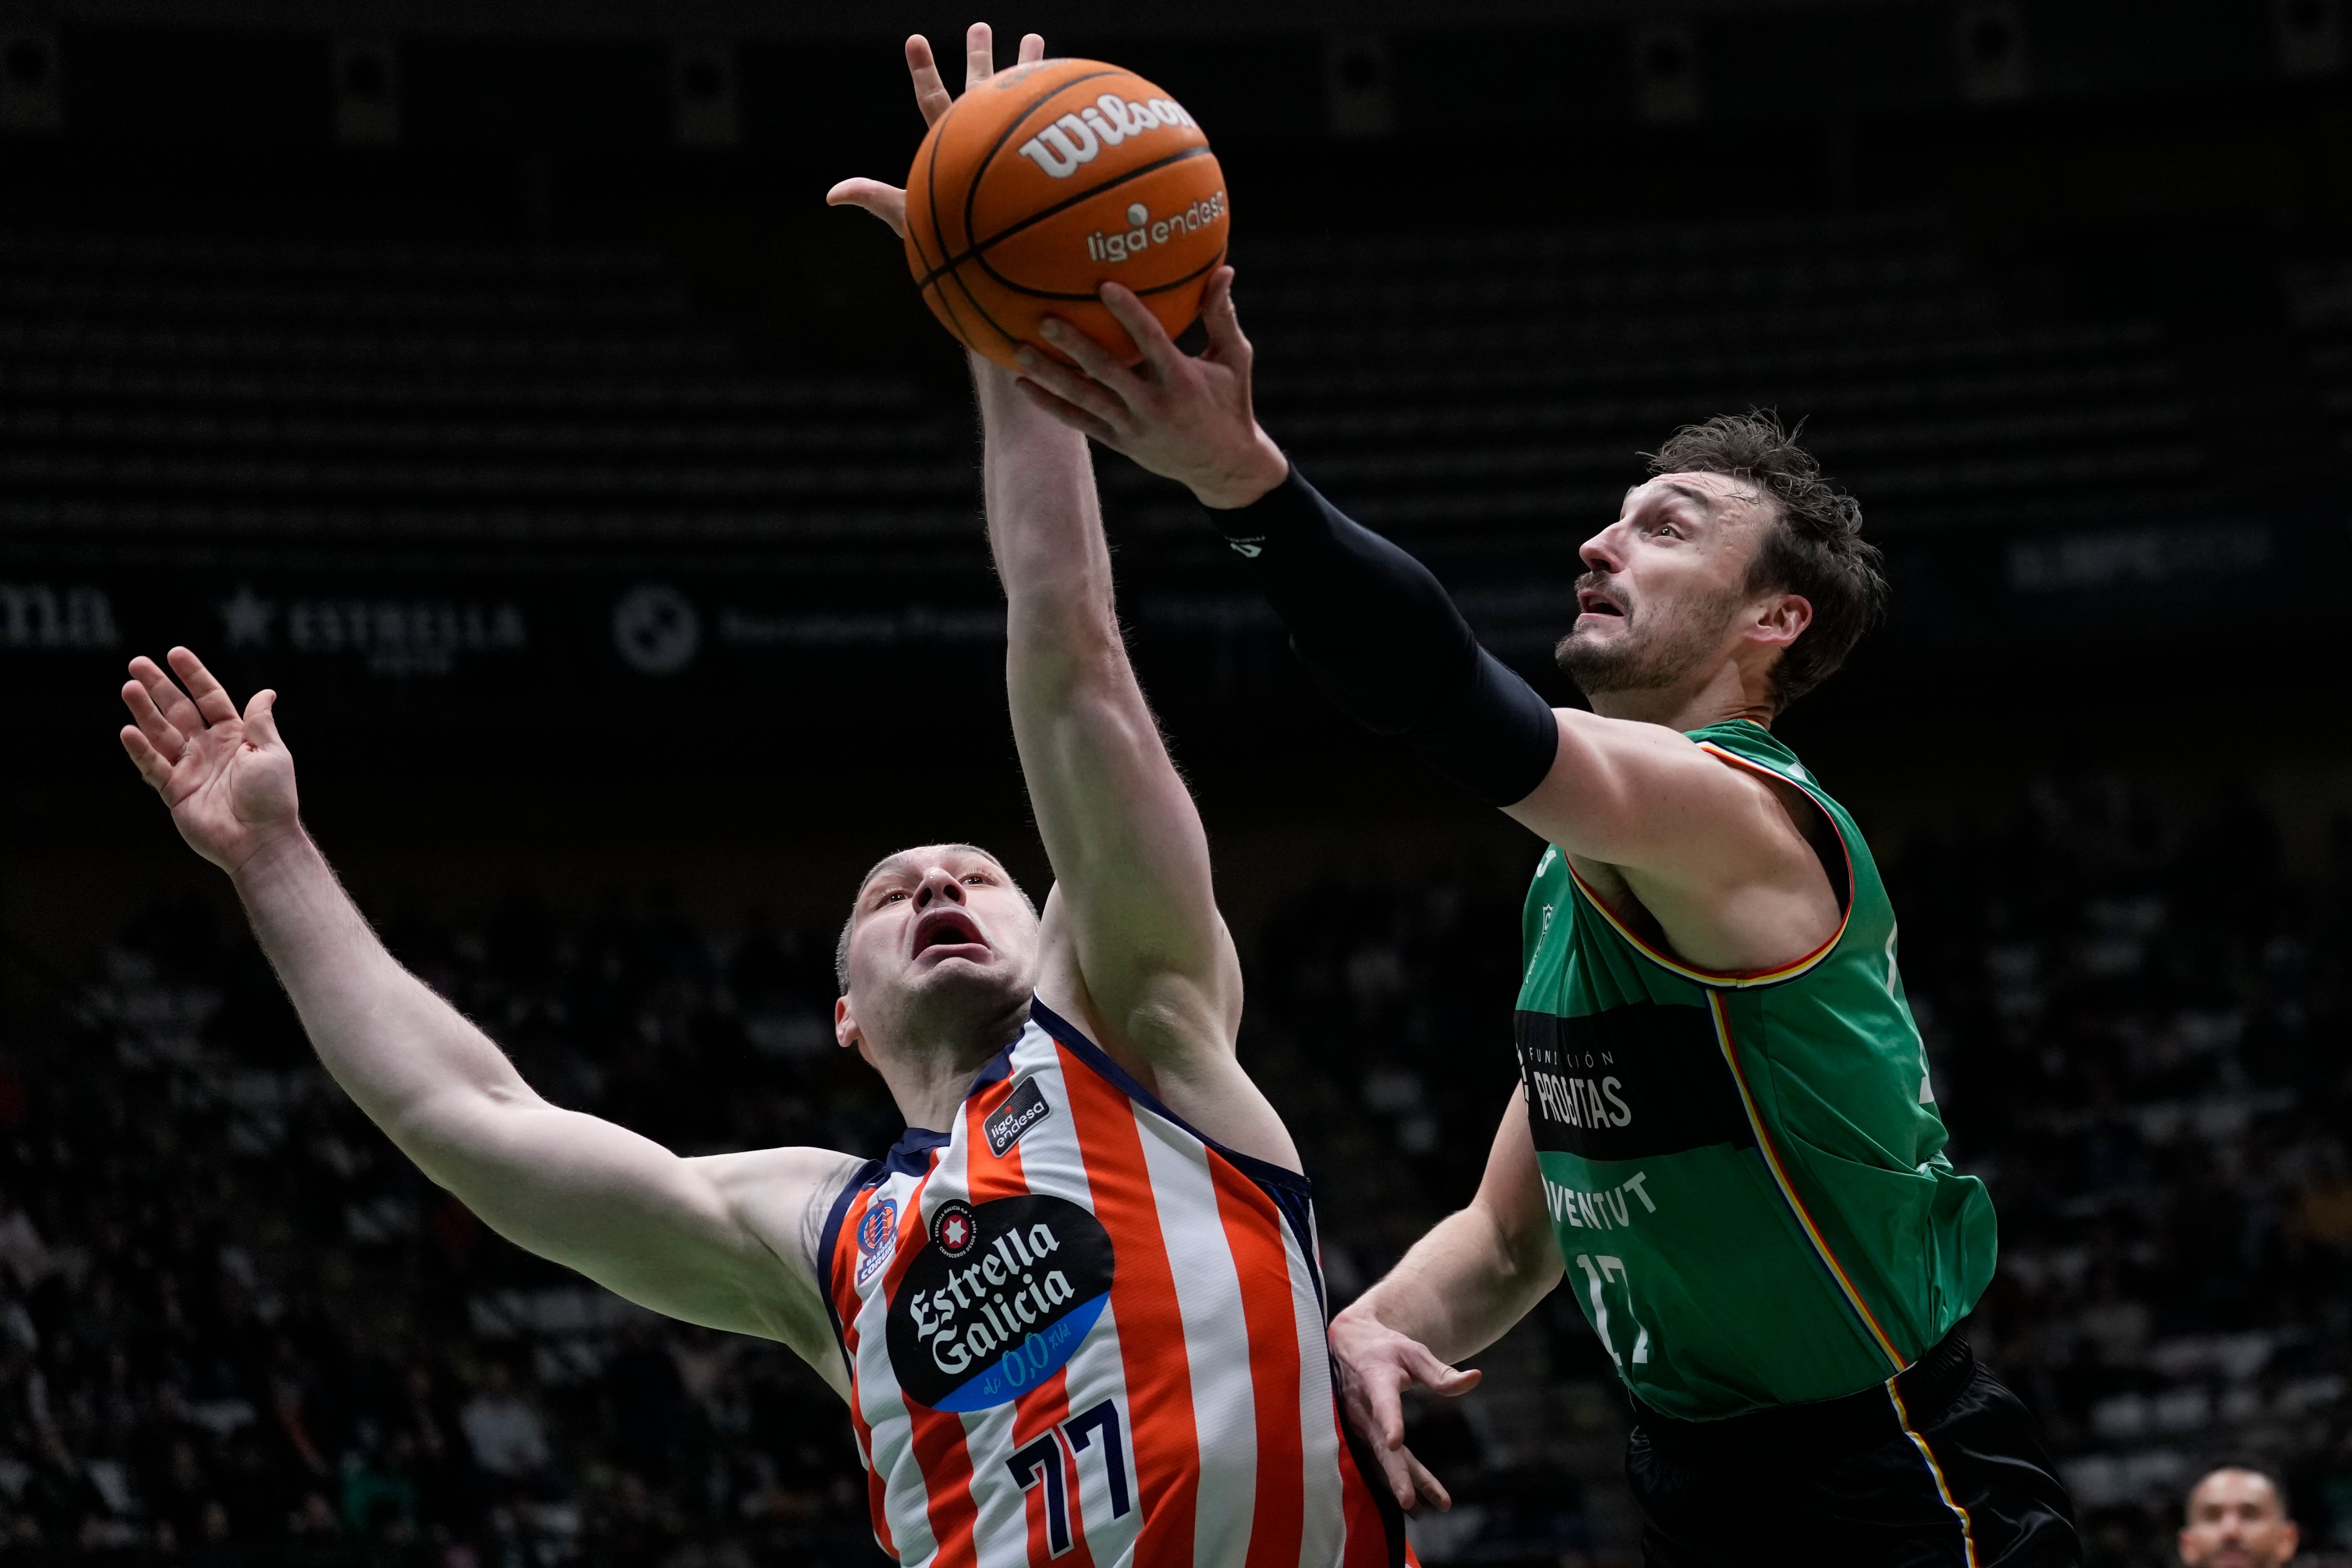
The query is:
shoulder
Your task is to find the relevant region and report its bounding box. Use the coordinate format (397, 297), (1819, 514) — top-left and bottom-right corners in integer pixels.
(688, 1142), (867, 1194)
(686, 1146), (869, 1274)
(1686, 732), (1847, 860)
(681, 1145), (866, 1397)
(1554, 710), (1780, 808)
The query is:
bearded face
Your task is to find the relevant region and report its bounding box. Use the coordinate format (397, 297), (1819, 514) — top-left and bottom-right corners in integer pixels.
(1554, 570), (1752, 699)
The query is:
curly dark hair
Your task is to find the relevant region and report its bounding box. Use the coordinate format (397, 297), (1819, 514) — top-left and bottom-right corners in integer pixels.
(1647, 410), (1886, 711)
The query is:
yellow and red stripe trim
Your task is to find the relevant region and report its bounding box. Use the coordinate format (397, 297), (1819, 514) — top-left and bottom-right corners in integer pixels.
(1708, 993), (1909, 1374)
(1561, 742), (1854, 990)
(1888, 1375), (1982, 1567)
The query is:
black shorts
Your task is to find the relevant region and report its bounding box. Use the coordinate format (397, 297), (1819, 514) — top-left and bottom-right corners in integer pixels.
(1625, 1332), (2081, 1568)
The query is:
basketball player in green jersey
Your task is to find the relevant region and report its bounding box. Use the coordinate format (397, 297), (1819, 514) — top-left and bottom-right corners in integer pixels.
(1004, 282), (2082, 1564)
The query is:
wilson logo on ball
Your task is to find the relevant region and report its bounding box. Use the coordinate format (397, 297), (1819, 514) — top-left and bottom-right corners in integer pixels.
(1016, 95), (1199, 178)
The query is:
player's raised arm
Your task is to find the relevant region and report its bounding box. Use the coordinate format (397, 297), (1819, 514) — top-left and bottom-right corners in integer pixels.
(833, 26), (1246, 1072)
(975, 356), (1245, 1069)
(1011, 282), (1870, 974)
(116, 650), (857, 1395)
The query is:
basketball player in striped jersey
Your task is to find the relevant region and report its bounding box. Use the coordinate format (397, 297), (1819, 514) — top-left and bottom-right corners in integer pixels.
(112, 31), (1406, 1568)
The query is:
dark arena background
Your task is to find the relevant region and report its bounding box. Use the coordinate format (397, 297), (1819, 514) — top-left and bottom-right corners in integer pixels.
(3, 0), (2352, 1563)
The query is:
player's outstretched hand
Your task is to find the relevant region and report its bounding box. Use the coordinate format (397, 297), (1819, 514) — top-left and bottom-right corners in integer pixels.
(1328, 1310), (1481, 1514)
(1011, 268), (1291, 510)
(118, 648), (302, 878)
(826, 24), (1045, 239)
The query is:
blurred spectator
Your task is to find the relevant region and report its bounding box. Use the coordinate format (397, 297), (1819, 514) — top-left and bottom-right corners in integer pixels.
(2177, 1465), (2297, 1567)
(457, 1362), (549, 1486)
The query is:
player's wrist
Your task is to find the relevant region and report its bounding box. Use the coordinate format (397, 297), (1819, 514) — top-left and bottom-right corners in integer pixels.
(1188, 427), (1289, 510)
(1328, 1297), (1391, 1341)
(225, 823), (318, 894)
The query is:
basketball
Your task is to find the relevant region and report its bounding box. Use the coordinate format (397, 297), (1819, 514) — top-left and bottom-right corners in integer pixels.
(904, 58), (1230, 370)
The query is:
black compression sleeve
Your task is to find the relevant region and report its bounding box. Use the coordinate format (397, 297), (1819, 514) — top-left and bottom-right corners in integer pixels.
(1208, 466), (1559, 808)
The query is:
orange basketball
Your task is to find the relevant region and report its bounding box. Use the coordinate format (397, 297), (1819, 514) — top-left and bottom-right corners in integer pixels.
(904, 58), (1229, 371)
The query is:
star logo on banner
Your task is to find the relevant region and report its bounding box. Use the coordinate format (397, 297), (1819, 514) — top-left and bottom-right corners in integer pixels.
(217, 584), (276, 648)
(941, 1213), (969, 1250)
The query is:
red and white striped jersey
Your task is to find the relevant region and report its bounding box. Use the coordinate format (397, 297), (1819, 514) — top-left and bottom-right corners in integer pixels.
(820, 1000), (1411, 1568)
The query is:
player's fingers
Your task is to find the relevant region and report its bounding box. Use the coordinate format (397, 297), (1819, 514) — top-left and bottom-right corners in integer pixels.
(120, 680), (188, 759)
(1359, 1365), (1410, 1450)
(119, 726), (173, 791)
(1403, 1342), (1482, 1397)
(1033, 318), (1147, 411)
(1200, 266), (1250, 362)
(1018, 33), (1045, 63)
(168, 645), (238, 726)
(824, 179), (911, 239)
(1403, 1447), (1454, 1513)
(1376, 1441), (1417, 1510)
(963, 21), (994, 91)
(1014, 346), (1135, 430)
(905, 35), (953, 125)
(824, 177), (903, 206)
(244, 689), (282, 748)
(1096, 282), (1186, 377)
(130, 654), (203, 736)
(1011, 377), (1120, 444)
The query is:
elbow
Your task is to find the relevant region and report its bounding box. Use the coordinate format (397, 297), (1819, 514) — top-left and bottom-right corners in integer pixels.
(1516, 1235), (1566, 1295)
(1472, 1195), (1561, 1295)
(381, 1080), (539, 1165)
(1009, 594), (1122, 658)
(1506, 1227), (1565, 1301)
(1007, 609), (1127, 689)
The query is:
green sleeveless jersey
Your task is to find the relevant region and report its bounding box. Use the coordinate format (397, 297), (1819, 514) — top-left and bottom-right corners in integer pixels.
(1516, 720), (1994, 1420)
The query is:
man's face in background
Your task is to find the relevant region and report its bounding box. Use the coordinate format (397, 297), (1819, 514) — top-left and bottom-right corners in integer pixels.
(2178, 1468), (2297, 1568)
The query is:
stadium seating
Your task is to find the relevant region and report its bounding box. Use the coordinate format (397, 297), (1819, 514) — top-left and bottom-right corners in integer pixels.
(0, 233), (971, 547)
(2289, 257), (2352, 458)
(0, 213), (2217, 568)
(1191, 210), (2210, 555)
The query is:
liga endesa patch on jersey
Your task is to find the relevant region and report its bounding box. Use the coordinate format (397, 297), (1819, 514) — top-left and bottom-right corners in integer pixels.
(886, 1195), (1114, 1412)
(983, 1075), (1051, 1158)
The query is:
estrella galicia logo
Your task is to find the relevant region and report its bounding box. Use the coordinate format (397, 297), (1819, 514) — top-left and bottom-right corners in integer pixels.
(932, 1199), (977, 1258)
(984, 1077), (1051, 1159)
(886, 1195), (1113, 1413)
(855, 1196), (899, 1287)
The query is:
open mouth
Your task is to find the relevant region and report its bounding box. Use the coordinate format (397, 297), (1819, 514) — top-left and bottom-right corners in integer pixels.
(1576, 586), (1626, 618)
(912, 907), (987, 960)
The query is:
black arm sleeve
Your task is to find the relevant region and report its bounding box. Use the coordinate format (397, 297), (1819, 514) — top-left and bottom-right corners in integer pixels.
(1208, 465), (1559, 808)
